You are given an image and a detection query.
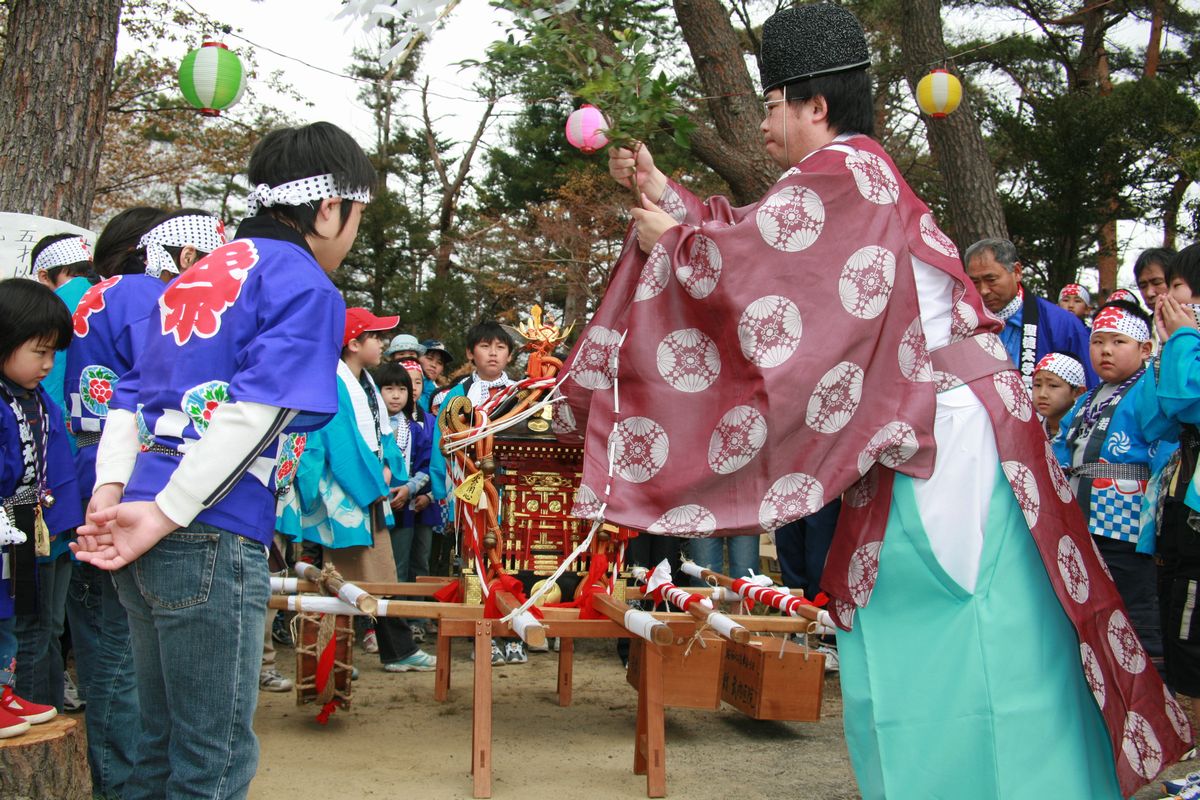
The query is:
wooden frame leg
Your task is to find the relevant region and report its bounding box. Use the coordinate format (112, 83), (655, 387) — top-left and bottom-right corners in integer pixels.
(634, 640), (666, 798)
(556, 637), (574, 707)
(434, 628), (452, 701)
(472, 621), (493, 798)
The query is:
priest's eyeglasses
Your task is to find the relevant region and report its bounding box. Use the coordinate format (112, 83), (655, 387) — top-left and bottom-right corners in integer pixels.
(762, 97), (787, 115)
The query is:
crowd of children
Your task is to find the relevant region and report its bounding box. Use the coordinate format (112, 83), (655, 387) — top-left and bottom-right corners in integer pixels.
(3, 112), (1200, 797)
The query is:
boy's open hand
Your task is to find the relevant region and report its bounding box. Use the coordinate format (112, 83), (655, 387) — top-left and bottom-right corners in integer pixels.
(70, 501), (178, 570)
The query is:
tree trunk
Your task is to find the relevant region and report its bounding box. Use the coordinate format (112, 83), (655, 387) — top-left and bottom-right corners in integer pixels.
(1077, 2), (1118, 293)
(0, 716), (91, 799)
(897, 0), (1008, 249)
(671, 0), (776, 204)
(0, 0), (121, 228)
(1163, 173), (1190, 249)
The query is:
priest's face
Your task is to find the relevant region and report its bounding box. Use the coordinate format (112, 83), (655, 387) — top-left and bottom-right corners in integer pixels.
(761, 89), (825, 168)
(966, 250), (1022, 312)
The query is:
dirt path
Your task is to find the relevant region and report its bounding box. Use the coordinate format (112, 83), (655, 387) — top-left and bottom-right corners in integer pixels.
(249, 637), (1191, 799)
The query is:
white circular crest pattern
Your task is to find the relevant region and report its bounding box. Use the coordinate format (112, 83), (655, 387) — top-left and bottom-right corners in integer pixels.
(844, 470), (878, 508)
(919, 213), (959, 258)
(848, 542), (883, 605)
(551, 400), (576, 434)
(839, 246), (896, 320)
(572, 484), (603, 519)
(1122, 712), (1163, 780)
(857, 421), (919, 474)
(950, 301), (979, 341)
(1002, 461), (1041, 529)
(1056, 536), (1090, 604)
(1080, 643), (1106, 710)
(656, 328), (721, 393)
(707, 406), (767, 475)
(806, 361), (864, 434)
(845, 150), (899, 205)
(994, 371), (1034, 422)
(658, 185), (688, 224)
(756, 185), (825, 252)
(976, 333), (1008, 362)
(898, 318), (933, 382)
(738, 295), (803, 368)
(831, 598), (856, 630)
(933, 370), (962, 393)
(608, 416), (669, 484)
(572, 326), (621, 390)
(675, 234), (722, 299)
(634, 244), (672, 302)
(648, 504), (717, 536)
(1045, 440), (1073, 503)
(759, 472), (825, 530)
(1107, 610), (1147, 674)
(1165, 686), (1192, 742)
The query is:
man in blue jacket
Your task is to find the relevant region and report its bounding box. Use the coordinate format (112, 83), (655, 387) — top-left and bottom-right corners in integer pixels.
(965, 237), (1098, 389)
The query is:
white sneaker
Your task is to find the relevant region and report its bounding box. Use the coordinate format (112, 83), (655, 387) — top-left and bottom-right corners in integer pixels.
(62, 671), (84, 711)
(259, 669), (294, 692)
(815, 644), (839, 673)
(504, 641), (528, 664)
(362, 629), (379, 654)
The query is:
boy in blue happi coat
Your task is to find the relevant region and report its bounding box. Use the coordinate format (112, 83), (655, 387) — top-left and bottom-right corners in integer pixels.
(0, 279), (83, 738)
(73, 122), (372, 799)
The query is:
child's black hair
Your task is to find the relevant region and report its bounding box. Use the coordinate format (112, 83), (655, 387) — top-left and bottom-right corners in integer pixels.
(30, 233), (93, 283)
(94, 206), (168, 277)
(1134, 247), (1176, 281)
(374, 361), (416, 420)
(247, 122), (376, 238)
(783, 68), (875, 138)
(1166, 243), (1200, 298)
(0, 278), (73, 367)
(465, 320), (515, 352)
(141, 208), (221, 272)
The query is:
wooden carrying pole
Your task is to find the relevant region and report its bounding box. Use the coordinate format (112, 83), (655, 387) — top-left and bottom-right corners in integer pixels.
(493, 590), (548, 649)
(293, 561), (379, 615)
(682, 562), (826, 624)
(591, 594), (674, 646)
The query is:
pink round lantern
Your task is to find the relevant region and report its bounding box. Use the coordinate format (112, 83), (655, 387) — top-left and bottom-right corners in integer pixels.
(565, 104), (609, 153)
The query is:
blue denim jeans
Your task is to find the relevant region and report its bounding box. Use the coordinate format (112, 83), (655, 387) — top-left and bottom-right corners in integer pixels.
(0, 616), (15, 687)
(686, 534), (761, 583)
(14, 551), (71, 708)
(390, 523), (433, 582)
(114, 524), (269, 800)
(70, 561), (140, 798)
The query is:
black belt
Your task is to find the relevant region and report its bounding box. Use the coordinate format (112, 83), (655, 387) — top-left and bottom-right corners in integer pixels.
(143, 443), (183, 458)
(75, 430), (101, 448)
(1068, 462), (1150, 481)
(2, 486), (38, 518)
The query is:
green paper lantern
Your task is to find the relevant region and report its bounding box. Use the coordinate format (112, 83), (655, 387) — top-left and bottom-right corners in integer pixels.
(178, 42), (246, 117)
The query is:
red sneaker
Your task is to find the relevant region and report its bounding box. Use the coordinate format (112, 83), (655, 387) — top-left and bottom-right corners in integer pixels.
(0, 703), (31, 738)
(0, 686), (56, 724)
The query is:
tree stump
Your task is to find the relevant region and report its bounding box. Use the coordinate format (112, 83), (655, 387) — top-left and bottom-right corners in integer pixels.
(0, 716), (91, 799)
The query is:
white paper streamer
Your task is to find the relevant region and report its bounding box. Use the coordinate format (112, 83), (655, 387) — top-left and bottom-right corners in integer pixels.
(270, 576), (300, 593)
(623, 607), (664, 643)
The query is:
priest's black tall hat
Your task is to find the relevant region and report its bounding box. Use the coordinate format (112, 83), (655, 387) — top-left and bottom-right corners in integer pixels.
(759, 4), (871, 93)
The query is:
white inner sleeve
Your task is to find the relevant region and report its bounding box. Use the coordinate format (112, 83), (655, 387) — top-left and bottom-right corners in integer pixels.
(909, 254), (997, 594)
(93, 408), (140, 491)
(155, 401), (297, 528)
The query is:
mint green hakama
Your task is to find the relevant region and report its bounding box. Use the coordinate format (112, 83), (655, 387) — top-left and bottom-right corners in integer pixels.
(838, 470), (1122, 799)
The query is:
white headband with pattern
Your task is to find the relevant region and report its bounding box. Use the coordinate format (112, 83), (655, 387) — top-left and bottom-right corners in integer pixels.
(33, 236), (91, 273)
(1092, 304), (1151, 342)
(1034, 352), (1086, 388)
(139, 215), (227, 278)
(245, 173), (372, 216)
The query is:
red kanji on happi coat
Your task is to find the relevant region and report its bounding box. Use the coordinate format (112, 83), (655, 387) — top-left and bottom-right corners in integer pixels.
(559, 133), (1190, 795)
(72, 276), (122, 337)
(159, 240), (260, 345)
